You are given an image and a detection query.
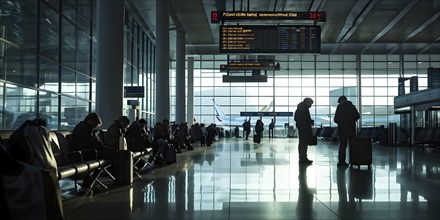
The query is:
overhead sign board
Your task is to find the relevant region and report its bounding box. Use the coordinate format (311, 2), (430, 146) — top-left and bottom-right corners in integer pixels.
(240, 112), (294, 117)
(227, 60), (275, 70)
(220, 25), (321, 54)
(211, 11), (326, 23)
(124, 86), (145, 98)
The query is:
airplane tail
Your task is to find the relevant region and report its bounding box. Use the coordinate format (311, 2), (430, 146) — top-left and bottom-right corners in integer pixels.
(260, 100), (273, 112)
(213, 99), (228, 122)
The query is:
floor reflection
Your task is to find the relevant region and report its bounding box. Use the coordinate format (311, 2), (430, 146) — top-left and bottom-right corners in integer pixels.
(296, 164), (315, 219)
(62, 137), (440, 220)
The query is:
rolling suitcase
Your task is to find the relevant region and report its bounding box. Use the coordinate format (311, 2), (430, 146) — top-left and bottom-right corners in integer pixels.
(253, 134), (260, 144)
(113, 150), (133, 185)
(349, 137), (372, 168)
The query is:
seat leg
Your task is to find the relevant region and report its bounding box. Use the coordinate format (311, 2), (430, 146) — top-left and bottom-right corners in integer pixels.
(82, 167), (110, 196)
(74, 179), (78, 192)
(134, 156), (151, 169)
(88, 168), (105, 189)
(103, 165), (115, 181)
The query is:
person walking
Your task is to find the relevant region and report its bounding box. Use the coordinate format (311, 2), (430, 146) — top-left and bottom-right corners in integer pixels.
(334, 95), (360, 167)
(294, 98), (314, 164)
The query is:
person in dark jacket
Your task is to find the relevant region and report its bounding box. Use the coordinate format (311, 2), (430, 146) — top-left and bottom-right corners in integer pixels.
(72, 112), (114, 159)
(255, 119), (264, 143)
(294, 98), (314, 164)
(175, 122), (193, 150)
(334, 95), (360, 167)
(152, 119), (178, 160)
(104, 116), (130, 150)
(125, 118), (149, 151)
(189, 123), (202, 143)
(72, 113), (116, 188)
(268, 119), (275, 139)
(242, 119), (251, 140)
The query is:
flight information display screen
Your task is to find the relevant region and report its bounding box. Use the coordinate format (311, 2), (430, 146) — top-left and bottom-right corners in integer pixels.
(220, 25), (321, 53)
(211, 11), (326, 23)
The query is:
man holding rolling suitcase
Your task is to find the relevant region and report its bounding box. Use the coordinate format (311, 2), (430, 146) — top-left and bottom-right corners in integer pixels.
(334, 96), (360, 167)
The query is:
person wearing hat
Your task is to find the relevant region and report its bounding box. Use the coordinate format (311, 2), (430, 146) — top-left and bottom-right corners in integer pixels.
(334, 95), (360, 167)
(294, 97), (315, 164)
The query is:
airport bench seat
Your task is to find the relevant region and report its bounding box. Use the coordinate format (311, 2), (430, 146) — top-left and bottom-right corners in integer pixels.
(1, 129), (152, 195)
(51, 131), (115, 193)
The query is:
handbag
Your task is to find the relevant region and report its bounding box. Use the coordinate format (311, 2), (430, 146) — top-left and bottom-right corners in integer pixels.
(308, 135), (317, 146)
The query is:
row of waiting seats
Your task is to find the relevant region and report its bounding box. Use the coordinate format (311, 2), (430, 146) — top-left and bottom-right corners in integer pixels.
(313, 126), (388, 144)
(0, 129), (152, 195)
(313, 127), (339, 140)
(313, 126), (440, 147)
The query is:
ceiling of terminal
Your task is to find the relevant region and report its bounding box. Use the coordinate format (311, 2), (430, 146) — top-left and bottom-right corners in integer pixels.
(133, 0), (440, 58)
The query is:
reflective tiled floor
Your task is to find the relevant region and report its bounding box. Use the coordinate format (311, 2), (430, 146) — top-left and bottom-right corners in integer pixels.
(62, 137), (440, 220)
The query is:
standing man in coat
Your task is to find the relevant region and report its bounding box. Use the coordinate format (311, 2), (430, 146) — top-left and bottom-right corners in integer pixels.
(334, 95), (360, 167)
(242, 119), (251, 140)
(268, 119), (275, 139)
(294, 98), (314, 165)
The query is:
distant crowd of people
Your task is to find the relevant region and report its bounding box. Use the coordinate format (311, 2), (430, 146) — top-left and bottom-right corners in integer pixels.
(68, 113), (223, 188)
(71, 113), (222, 165)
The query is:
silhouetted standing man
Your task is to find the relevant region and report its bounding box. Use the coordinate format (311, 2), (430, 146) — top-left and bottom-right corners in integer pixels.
(242, 119), (251, 140)
(334, 95), (360, 166)
(268, 119), (275, 139)
(294, 98), (314, 164)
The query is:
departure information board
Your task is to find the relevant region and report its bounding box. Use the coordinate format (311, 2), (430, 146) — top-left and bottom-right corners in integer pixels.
(211, 11), (326, 23)
(220, 25), (321, 54)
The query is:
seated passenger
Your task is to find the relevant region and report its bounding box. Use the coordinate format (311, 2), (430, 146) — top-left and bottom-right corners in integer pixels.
(72, 113), (116, 188)
(72, 112), (115, 160)
(125, 118), (151, 151)
(175, 122), (193, 150)
(104, 116), (130, 150)
(189, 123), (202, 143)
(152, 119), (176, 161)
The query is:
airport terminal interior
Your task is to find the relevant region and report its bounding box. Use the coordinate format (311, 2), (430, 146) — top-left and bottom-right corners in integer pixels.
(0, 0), (439, 220)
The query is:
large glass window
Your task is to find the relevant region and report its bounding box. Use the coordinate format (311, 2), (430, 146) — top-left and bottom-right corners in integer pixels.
(61, 17), (77, 69)
(39, 59), (59, 93)
(5, 85), (37, 129)
(40, 2), (60, 62)
(0, 0), (159, 130)
(0, 0), (98, 130)
(6, 46), (37, 87)
(2, 1), (38, 52)
(122, 5), (156, 124)
(76, 31), (91, 75)
(183, 54), (439, 130)
(39, 91), (60, 130)
(61, 95), (88, 130)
